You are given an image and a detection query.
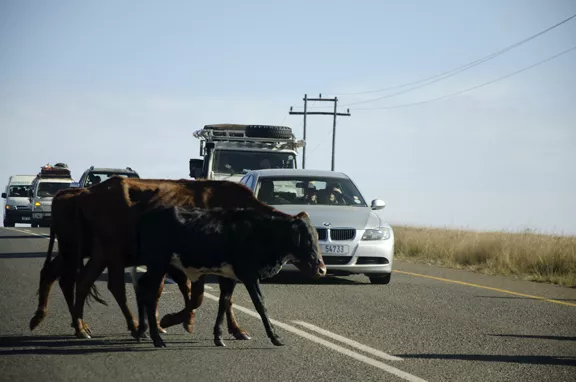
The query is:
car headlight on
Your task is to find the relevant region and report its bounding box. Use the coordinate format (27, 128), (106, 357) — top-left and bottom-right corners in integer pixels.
(362, 227), (391, 240)
(35, 201), (41, 207)
(6, 205), (15, 210)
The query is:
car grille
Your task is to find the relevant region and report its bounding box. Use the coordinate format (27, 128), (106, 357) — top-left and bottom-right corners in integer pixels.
(16, 206), (31, 211)
(315, 228), (356, 241)
(323, 256), (352, 265)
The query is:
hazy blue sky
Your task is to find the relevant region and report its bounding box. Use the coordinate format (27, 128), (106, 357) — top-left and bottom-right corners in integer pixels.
(1, 0), (575, 234)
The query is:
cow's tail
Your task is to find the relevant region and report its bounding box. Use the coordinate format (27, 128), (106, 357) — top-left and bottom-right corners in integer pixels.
(77, 206), (108, 307)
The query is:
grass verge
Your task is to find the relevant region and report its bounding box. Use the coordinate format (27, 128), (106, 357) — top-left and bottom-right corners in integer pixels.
(393, 225), (576, 288)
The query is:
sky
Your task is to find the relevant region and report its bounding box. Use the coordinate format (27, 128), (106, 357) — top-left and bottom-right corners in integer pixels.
(1, 0), (575, 235)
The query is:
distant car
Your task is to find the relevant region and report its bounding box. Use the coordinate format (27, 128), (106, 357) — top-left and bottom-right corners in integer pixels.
(77, 166), (140, 188)
(239, 169), (394, 284)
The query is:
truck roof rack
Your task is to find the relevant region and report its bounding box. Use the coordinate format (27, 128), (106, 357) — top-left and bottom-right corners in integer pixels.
(37, 164), (72, 179)
(193, 128), (305, 148)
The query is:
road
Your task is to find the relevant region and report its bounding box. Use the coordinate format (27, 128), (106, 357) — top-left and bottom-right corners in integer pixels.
(0, 226), (574, 382)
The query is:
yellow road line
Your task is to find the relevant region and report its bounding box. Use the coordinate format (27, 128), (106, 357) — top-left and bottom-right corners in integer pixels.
(393, 270), (576, 308)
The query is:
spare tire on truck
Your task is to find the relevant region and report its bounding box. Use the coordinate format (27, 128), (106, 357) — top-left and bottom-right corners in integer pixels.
(245, 125), (293, 139)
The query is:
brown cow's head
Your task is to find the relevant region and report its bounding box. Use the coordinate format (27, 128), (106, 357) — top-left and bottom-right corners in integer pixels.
(289, 211), (327, 279)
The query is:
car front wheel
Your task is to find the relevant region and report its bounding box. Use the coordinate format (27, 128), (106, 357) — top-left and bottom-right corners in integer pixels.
(368, 273), (392, 285)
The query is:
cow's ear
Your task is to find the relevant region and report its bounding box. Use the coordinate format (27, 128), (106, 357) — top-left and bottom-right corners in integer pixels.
(294, 211), (309, 220)
(291, 221), (301, 248)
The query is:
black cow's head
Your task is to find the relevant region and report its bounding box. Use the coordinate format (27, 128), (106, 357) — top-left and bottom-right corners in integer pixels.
(289, 212), (327, 279)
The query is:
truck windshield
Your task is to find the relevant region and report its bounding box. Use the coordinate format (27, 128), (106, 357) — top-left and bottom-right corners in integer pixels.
(37, 182), (73, 197)
(213, 150), (296, 174)
(8, 185), (31, 197)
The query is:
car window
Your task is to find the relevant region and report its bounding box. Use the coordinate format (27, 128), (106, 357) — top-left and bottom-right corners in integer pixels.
(84, 172), (138, 187)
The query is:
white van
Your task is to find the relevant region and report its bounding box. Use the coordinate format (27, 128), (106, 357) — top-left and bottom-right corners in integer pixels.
(2, 175), (36, 227)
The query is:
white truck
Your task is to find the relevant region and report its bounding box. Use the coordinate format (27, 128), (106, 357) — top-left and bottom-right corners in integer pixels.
(29, 163), (76, 228)
(2, 175), (36, 227)
(188, 124), (305, 183)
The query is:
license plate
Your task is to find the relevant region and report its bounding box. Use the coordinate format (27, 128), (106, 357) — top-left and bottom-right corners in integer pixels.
(21, 216), (31, 221)
(45, 213), (51, 217)
(321, 244), (349, 255)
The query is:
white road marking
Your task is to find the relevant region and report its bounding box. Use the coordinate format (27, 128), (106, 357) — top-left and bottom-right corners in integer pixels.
(5, 227), (53, 239)
(292, 320), (403, 361)
(202, 291), (427, 382)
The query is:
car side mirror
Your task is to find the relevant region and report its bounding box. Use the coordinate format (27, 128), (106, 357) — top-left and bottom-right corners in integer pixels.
(1, 193), (5, 199)
(371, 199), (386, 210)
(189, 158), (204, 178)
(70, 182), (80, 188)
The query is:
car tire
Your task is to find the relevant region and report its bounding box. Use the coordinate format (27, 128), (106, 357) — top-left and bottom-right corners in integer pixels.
(368, 273), (392, 285)
(245, 125), (293, 139)
(3, 220), (14, 227)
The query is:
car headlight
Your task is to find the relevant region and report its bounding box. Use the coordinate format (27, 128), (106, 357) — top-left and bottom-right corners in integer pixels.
(6, 205), (16, 210)
(35, 201), (41, 207)
(362, 227), (391, 240)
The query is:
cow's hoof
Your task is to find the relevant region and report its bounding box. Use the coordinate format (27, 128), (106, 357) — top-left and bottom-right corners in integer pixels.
(232, 331), (251, 341)
(153, 339), (167, 348)
(75, 330), (91, 339)
(29, 312), (46, 331)
(214, 338), (226, 347)
(83, 323), (92, 336)
(271, 336), (284, 346)
(182, 322), (194, 334)
(158, 326), (167, 334)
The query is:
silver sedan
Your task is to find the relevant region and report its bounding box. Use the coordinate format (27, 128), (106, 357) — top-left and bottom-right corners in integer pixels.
(238, 168), (394, 284)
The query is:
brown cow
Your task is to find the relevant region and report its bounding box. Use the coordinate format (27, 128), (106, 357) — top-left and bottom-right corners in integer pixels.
(35, 176), (296, 340)
(30, 186), (185, 336)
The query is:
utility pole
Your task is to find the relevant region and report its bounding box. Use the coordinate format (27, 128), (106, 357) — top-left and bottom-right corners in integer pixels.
(289, 93), (351, 171)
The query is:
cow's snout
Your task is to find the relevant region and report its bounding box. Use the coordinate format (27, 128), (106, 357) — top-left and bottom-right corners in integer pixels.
(315, 259), (327, 278)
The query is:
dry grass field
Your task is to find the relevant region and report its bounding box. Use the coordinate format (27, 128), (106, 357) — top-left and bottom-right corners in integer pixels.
(393, 225), (576, 287)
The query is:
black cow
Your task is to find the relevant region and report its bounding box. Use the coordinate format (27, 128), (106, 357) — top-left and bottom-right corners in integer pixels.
(133, 205), (327, 348)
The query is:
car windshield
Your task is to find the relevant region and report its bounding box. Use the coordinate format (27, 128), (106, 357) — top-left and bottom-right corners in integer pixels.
(213, 150), (296, 175)
(84, 172), (139, 187)
(255, 176), (367, 207)
(37, 182), (73, 197)
(8, 185), (31, 197)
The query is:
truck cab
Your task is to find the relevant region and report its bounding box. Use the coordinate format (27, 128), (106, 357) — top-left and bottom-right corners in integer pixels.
(77, 166), (140, 188)
(2, 175), (36, 227)
(29, 164), (75, 228)
(189, 124), (305, 183)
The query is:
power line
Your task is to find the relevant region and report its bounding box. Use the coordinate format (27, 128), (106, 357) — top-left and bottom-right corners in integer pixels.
(352, 44), (576, 111)
(311, 12), (576, 106)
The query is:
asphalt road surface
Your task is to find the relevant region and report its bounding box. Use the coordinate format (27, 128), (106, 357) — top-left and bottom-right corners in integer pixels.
(0, 226), (575, 382)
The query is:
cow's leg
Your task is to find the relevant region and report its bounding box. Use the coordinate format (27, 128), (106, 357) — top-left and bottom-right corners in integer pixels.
(243, 279), (284, 346)
(59, 250), (81, 333)
(132, 266), (167, 334)
(135, 269), (167, 348)
(106, 258), (139, 338)
(213, 277), (244, 346)
(29, 254), (63, 331)
(159, 270), (204, 334)
(220, 277), (250, 341)
(160, 264), (194, 333)
(72, 256), (106, 339)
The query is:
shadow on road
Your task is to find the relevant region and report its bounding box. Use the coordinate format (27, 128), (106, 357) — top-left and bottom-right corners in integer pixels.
(0, 236), (47, 239)
(397, 353), (576, 366)
(116, 270), (369, 286)
(0, 335), (275, 355)
(488, 334), (576, 342)
(0, 252), (47, 259)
